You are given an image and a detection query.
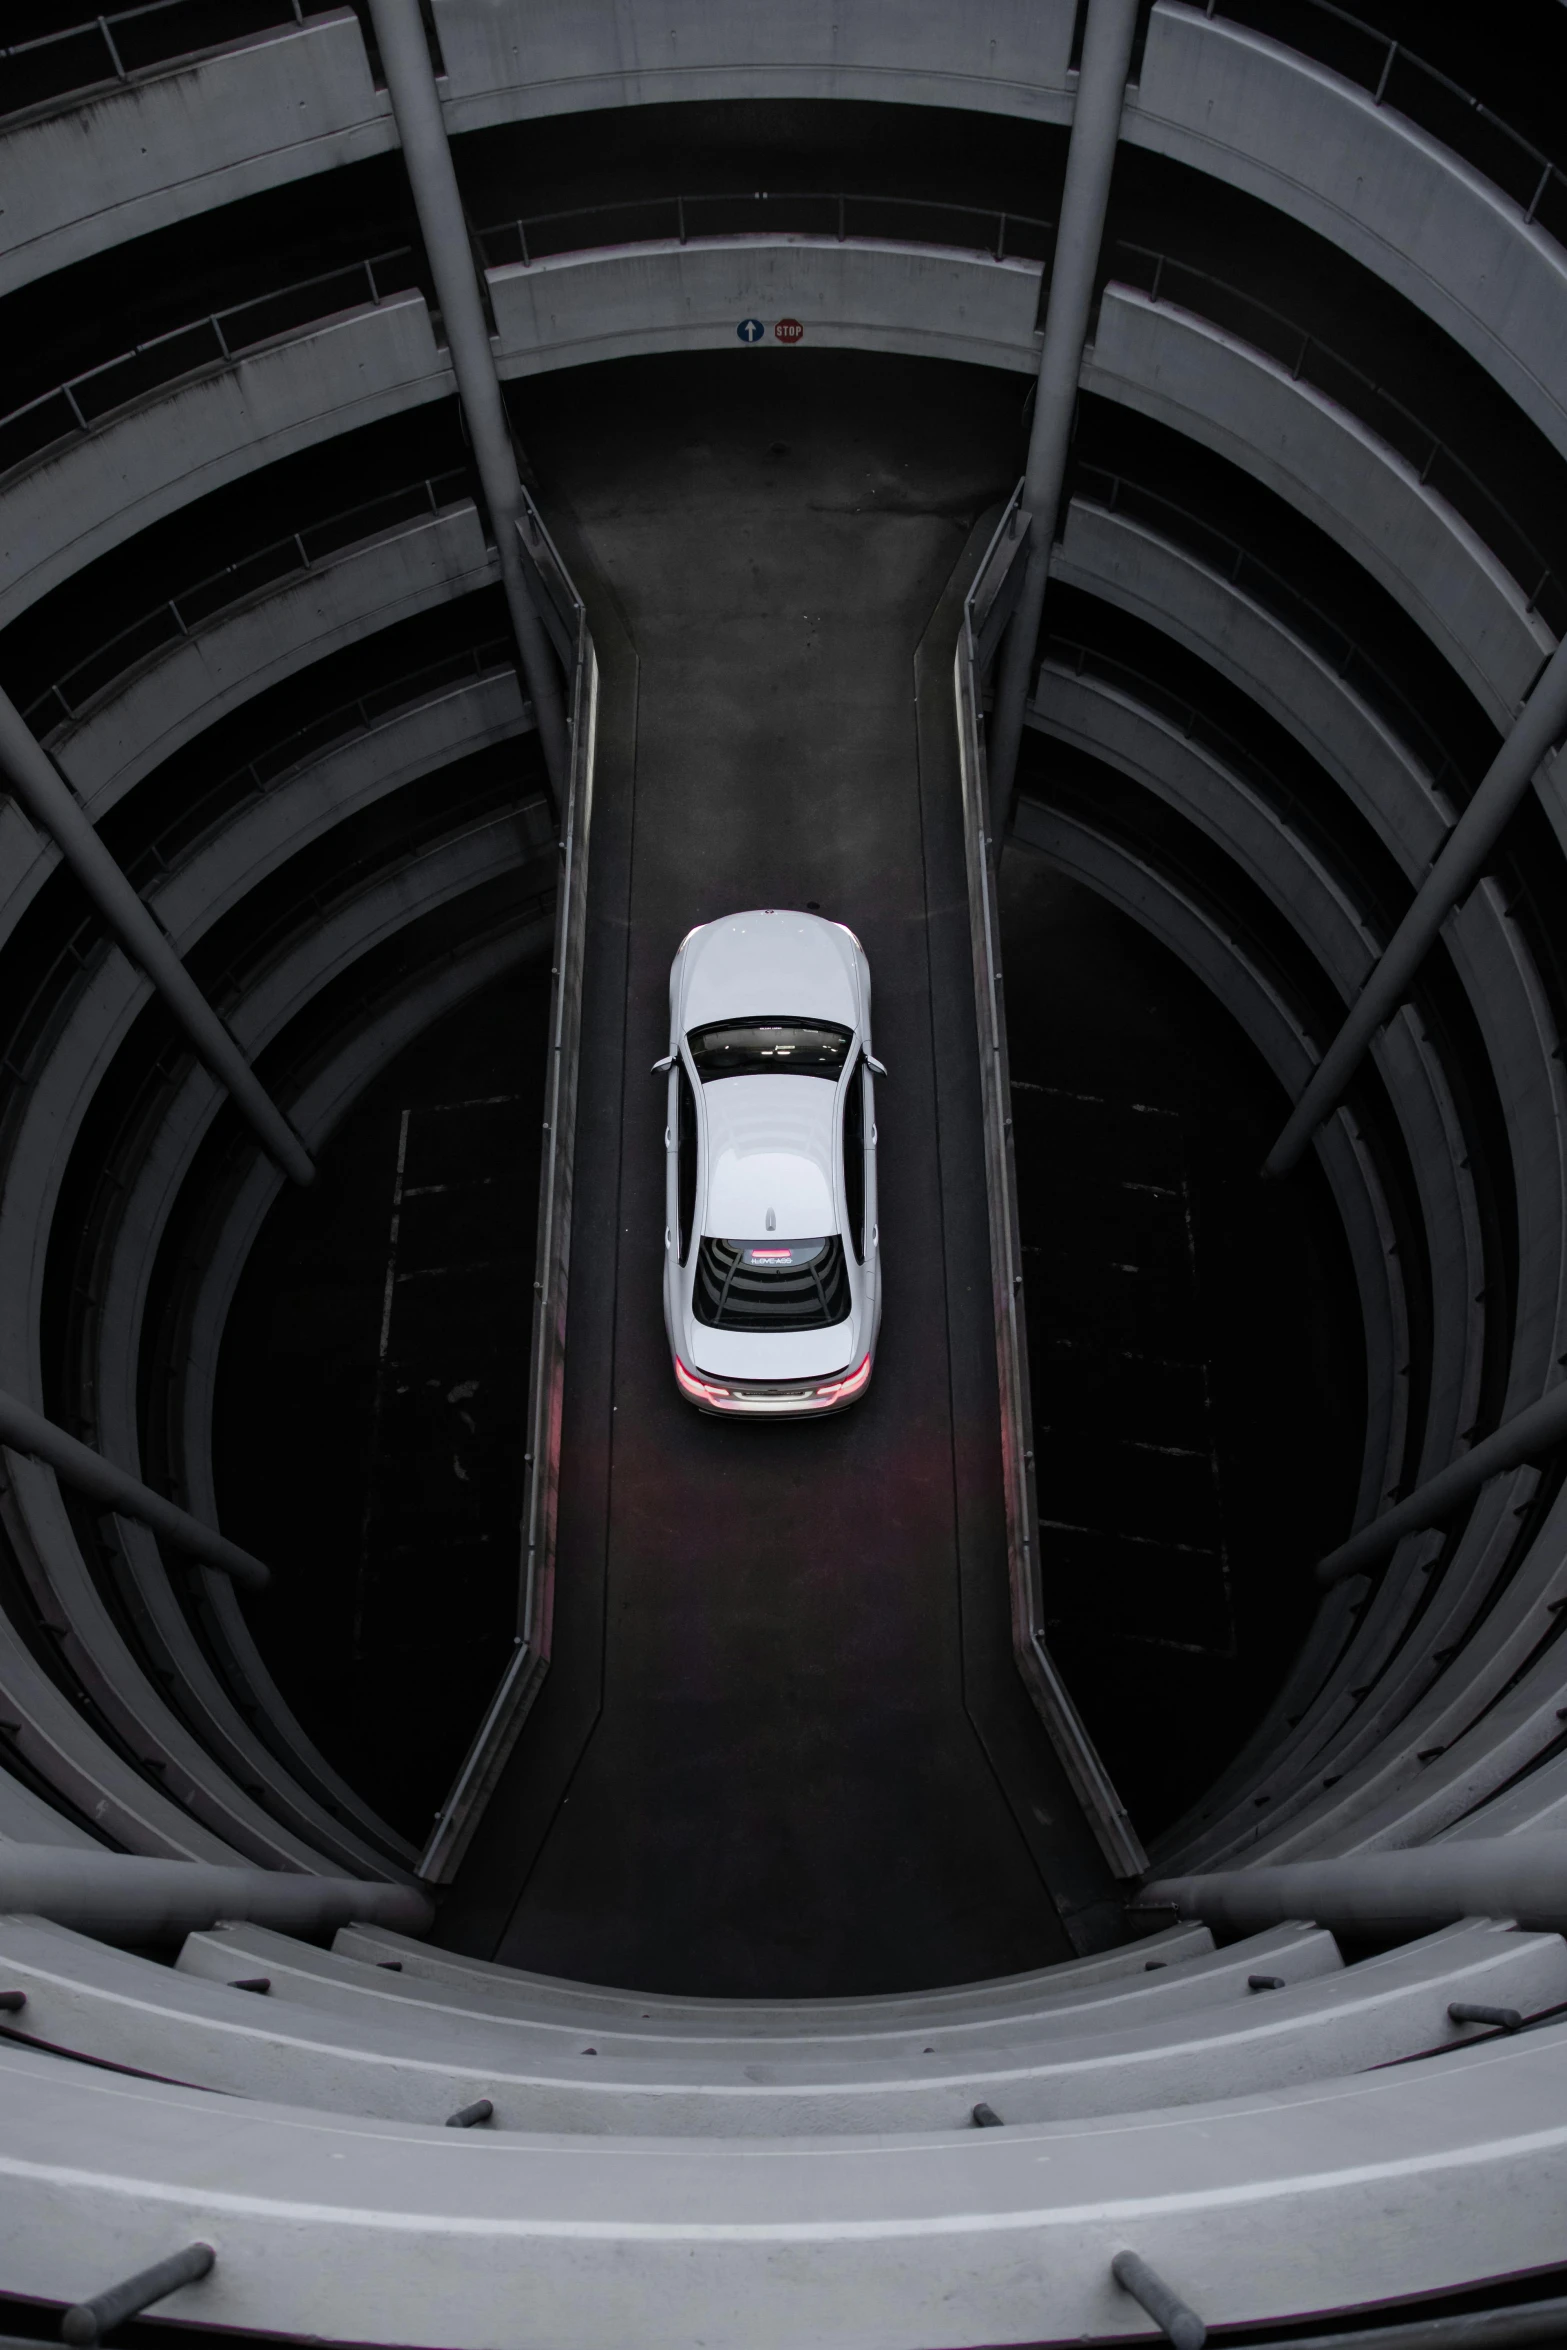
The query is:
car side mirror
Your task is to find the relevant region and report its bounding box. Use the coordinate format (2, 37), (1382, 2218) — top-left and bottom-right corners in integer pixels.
(652, 1054), (675, 1074)
(865, 1055), (888, 1079)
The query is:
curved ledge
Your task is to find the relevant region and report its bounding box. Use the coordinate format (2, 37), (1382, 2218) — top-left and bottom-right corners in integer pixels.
(1082, 286), (1554, 731)
(0, 15), (395, 298)
(4, 2020), (1567, 2343)
(1126, 3), (1567, 463)
(489, 236), (1045, 380)
(0, 293), (452, 629)
(433, 0), (1075, 133)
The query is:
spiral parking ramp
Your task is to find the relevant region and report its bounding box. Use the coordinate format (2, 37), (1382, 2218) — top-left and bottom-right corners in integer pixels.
(4, 0), (1567, 2340)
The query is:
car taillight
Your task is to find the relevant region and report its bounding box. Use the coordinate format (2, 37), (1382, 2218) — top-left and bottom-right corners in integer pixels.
(815, 1355), (872, 1403)
(675, 1357), (732, 1403)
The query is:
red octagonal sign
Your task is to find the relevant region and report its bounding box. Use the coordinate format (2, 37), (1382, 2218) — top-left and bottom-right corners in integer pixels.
(774, 317), (804, 344)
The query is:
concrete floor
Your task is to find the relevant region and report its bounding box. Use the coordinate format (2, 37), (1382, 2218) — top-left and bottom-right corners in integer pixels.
(441, 351), (1119, 1993)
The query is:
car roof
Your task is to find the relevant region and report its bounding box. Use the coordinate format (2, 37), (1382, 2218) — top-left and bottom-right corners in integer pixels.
(701, 1073), (838, 1239)
(682, 910), (859, 1033)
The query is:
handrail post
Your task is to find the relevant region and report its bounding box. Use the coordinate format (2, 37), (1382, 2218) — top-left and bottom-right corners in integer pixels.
(984, 0), (1141, 836)
(1265, 630), (1567, 1178)
(0, 689), (313, 1185)
(64, 2245), (216, 2346)
(365, 0), (570, 803)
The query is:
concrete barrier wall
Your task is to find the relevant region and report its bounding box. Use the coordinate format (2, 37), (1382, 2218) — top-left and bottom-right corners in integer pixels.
(0, 14), (393, 298)
(54, 502), (496, 804)
(434, 0), (1075, 132)
(489, 236), (1044, 379)
(6, 2018), (1567, 2346)
(1083, 287), (1555, 731)
(0, 294), (453, 628)
(1127, 2), (1567, 462)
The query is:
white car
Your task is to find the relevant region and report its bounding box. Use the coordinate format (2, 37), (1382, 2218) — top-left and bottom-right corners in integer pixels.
(658, 909), (883, 1416)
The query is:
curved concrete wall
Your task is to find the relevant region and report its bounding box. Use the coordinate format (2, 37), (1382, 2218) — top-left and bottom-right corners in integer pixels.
(1126, 3), (1567, 463)
(433, 0), (1075, 130)
(0, 14), (394, 297)
(0, 294), (452, 626)
(4, 0), (1567, 2336)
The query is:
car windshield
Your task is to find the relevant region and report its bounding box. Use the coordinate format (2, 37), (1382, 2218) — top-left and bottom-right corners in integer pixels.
(687, 1020), (851, 1081)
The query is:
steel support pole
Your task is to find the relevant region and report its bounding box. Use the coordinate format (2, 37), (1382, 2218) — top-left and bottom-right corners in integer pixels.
(1266, 632), (1567, 1177)
(1137, 1835), (1567, 1938)
(0, 1844), (432, 1939)
(1315, 1376), (1567, 1586)
(985, 0), (1141, 831)
(0, 691), (312, 1185)
(0, 1386), (272, 1589)
(365, 0), (570, 799)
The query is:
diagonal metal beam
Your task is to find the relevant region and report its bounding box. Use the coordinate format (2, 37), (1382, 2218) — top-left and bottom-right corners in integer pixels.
(1315, 1376), (1567, 1586)
(1266, 632), (1567, 1178)
(0, 1385), (271, 1588)
(0, 689), (313, 1185)
(366, 0), (571, 801)
(985, 0), (1141, 830)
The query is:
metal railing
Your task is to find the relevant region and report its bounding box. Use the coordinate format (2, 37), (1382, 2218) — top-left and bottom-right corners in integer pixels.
(420, 492), (595, 1886)
(22, 467), (471, 736)
(476, 188), (1055, 273)
(1, 0), (310, 119)
(954, 488), (1147, 1882)
(472, 183), (1563, 642)
(1071, 462), (1466, 800)
(0, 245), (420, 479)
(1035, 629), (1376, 916)
(1103, 239), (1567, 640)
(124, 633), (514, 885)
(5, 0), (1565, 274)
(1200, 0), (1567, 251)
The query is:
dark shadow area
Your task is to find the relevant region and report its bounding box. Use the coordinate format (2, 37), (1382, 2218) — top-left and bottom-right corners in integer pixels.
(999, 854), (1364, 1838)
(212, 958), (552, 1840)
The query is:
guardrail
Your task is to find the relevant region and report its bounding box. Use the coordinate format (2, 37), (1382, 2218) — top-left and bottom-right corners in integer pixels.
(419, 490), (595, 1884)
(0, 246), (421, 479)
(1101, 240), (1567, 641)
(0, 0), (314, 119)
(477, 187), (1056, 273)
(954, 488), (1147, 1881)
(1198, 0), (1567, 251)
(121, 635), (514, 886)
(1071, 463), (1467, 803)
(1035, 628), (1373, 893)
(23, 468), (471, 737)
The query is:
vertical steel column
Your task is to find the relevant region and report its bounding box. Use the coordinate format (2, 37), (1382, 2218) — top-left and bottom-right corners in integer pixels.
(985, 0), (1141, 831)
(0, 690), (313, 1185)
(365, 0), (570, 799)
(1265, 632), (1567, 1176)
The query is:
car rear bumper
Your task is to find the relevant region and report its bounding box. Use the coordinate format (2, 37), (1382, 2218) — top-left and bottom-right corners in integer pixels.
(673, 1354), (873, 1416)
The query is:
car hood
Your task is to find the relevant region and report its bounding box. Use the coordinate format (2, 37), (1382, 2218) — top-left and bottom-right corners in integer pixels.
(682, 910), (860, 1031)
(699, 1073), (837, 1238)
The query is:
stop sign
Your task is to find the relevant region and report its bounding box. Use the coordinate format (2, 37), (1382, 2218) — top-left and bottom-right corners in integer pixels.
(774, 318), (804, 344)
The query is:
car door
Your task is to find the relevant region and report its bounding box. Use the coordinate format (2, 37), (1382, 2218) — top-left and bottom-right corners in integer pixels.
(667, 1055), (699, 1268)
(840, 1053), (876, 1271)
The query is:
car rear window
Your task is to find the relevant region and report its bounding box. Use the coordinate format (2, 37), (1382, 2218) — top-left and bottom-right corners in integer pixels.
(693, 1236), (851, 1330)
(687, 1020), (851, 1080)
